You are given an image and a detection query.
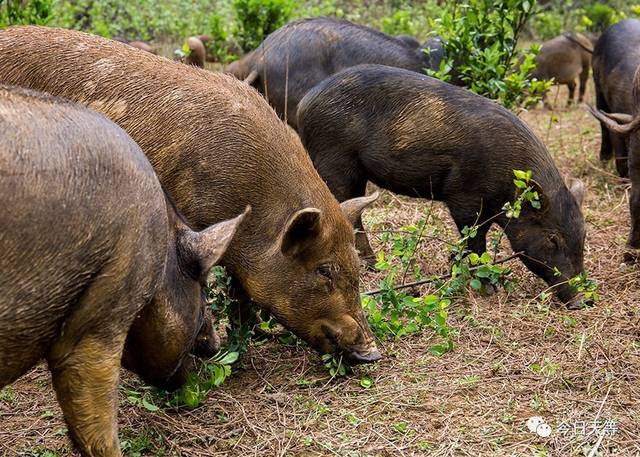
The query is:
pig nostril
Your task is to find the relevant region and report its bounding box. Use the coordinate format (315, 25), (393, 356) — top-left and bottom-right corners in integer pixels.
(346, 349), (382, 364)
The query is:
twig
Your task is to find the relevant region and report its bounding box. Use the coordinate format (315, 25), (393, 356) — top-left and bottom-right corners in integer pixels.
(362, 252), (523, 295)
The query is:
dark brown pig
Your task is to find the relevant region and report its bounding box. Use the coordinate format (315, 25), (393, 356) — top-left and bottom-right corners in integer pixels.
(531, 32), (593, 107)
(0, 85), (246, 456)
(395, 34), (421, 48)
(592, 19), (640, 177)
(588, 65), (640, 263)
(297, 65), (588, 308)
(227, 17), (441, 129)
(0, 26), (381, 363)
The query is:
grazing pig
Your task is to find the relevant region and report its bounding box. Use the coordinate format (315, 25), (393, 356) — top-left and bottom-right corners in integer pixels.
(0, 85), (246, 456)
(588, 67), (640, 262)
(531, 32), (593, 107)
(0, 26), (381, 363)
(175, 36), (206, 68)
(592, 19), (640, 177)
(297, 65), (588, 308)
(227, 17), (441, 129)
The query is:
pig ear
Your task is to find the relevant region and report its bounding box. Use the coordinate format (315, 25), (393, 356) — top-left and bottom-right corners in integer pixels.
(568, 178), (585, 207)
(281, 208), (322, 257)
(179, 206), (250, 281)
(340, 192), (379, 226)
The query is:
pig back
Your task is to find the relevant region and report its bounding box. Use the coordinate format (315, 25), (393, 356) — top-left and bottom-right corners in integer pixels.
(593, 19), (640, 113)
(0, 85), (167, 385)
(0, 26), (340, 265)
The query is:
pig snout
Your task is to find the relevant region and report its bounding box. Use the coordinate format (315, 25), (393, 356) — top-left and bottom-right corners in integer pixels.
(555, 283), (593, 310)
(346, 347), (383, 364)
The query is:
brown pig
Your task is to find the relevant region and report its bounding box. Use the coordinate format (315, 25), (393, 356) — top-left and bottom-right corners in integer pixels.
(175, 36), (206, 68)
(0, 85), (246, 456)
(0, 26), (381, 363)
(531, 32), (593, 108)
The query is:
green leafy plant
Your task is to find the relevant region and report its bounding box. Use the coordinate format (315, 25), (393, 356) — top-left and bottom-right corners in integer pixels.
(321, 353), (351, 378)
(207, 266), (256, 354)
(380, 9), (416, 37)
(0, 0), (52, 27)
(167, 350), (239, 408)
(427, 0), (552, 109)
(568, 272), (599, 307)
(502, 169), (541, 219)
(232, 0), (294, 53)
(362, 169), (547, 357)
(530, 10), (563, 39)
(203, 13), (235, 62)
(582, 2), (625, 33)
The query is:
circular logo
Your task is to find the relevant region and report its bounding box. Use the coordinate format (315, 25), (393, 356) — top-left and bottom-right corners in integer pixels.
(527, 416), (552, 437)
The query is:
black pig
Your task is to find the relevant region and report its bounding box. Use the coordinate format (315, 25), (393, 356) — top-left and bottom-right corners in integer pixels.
(298, 65), (588, 308)
(592, 19), (640, 177)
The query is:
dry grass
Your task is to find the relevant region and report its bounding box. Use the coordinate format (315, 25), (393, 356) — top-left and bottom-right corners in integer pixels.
(1, 84), (639, 457)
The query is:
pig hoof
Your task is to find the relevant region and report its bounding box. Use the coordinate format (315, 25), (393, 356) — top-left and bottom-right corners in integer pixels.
(623, 247), (640, 265)
(361, 256), (377, 271)
(565, 296), (594, 310)
(482, 283), (498, 296)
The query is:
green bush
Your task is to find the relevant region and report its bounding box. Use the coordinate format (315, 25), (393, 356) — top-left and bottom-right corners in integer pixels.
(582, 2), (625, 33)
(530, 10), (563, 39)
(203, 13), (233, 62)
(51, 0), (218, 40)
(427, 0), (551, 110)
(0, 0), (52, 27)
(232, 0), (294, 53)
(380, 9), (416, 37)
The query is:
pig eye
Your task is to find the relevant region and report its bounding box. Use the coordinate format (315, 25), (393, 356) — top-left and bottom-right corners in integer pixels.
(548, 234), (560, 250)
(317, 264), (333, 280)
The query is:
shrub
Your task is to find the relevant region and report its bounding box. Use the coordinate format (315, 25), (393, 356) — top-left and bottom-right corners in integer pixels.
(427, 0), (551, 110)
(380, 10), (416, 37)
(232, 0), (294, 53)
(203, 13), (233, 62)
(0, 0), (52, 27)
(582, 2), (625, 33)
(51, 0), (218, 41)
(530, 10), (563, 39)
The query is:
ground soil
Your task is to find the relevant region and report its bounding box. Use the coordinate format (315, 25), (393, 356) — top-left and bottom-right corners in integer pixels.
(1, 83), (638, 457)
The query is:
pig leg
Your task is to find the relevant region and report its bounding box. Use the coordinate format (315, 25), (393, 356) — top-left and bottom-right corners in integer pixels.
(625, 139), (640, 263)
(448, 205), (490, 256)
(49, 334), (124, 457)
(566, 81), (576, 107)
(577, 68), (588, 104)
(354, 212), (376, 266)
(312, 151), (374, 264)
(595, 87), (613, 163)
(612, 135), (629, 178)
(228, 283), (261, 334)
(46, 258), (144, 457)
(449, 205), (497, 293)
